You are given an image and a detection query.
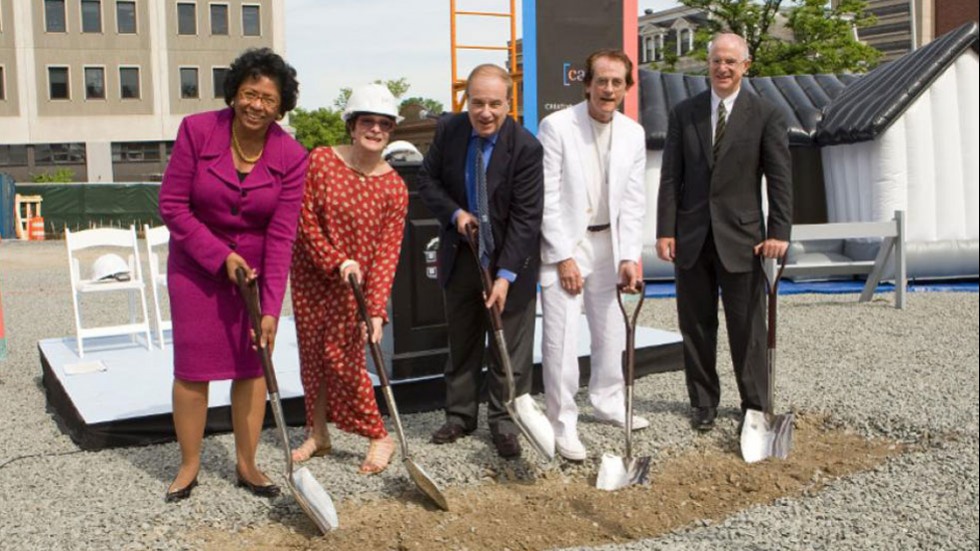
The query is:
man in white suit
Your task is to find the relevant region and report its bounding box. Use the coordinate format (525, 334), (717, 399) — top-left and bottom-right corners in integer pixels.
(538, 49), (648, 461)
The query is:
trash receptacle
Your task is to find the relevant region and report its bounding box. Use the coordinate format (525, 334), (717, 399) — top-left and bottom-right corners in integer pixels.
(0, 174), (15, 240)
(388, 161), (449, 381)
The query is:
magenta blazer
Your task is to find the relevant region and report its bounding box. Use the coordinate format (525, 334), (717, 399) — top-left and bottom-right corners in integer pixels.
(160, 108), (308, 381)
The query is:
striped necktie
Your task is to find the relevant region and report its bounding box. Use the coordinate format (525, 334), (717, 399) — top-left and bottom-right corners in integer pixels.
(713, 100), (727, 161)
(475, 137), (495, 267)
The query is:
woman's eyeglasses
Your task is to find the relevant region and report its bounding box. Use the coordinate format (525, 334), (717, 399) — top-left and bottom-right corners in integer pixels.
(356, 116), (396, 133)
(238, 90), (280, 110)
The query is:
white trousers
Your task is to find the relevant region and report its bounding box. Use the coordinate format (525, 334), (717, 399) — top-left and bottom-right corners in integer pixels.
(540, 230), (626, 438)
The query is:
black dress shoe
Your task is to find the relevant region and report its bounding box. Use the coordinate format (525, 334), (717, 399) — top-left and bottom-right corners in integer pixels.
(492, 432), (522, 458)
(431, 422), (473, 444)
(236, 470), (281, 498)
(165, 478), (199, 503)
(692, 407), (717, 432)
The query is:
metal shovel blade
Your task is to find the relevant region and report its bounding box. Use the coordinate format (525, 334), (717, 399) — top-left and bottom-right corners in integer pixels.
(740, 409), (794, 463)
(291, 466), (340, 533)
(507, 392), (556, 461)
(404, 459), (450, 511)
(596, 453), (651, 491)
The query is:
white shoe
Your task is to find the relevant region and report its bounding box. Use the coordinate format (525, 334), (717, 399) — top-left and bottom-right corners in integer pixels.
(596, 412), (650, 431)
(555, 433), (587, 461)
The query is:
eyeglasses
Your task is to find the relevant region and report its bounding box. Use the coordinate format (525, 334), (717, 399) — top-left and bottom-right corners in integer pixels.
(356, 116), (396, 133)
(238, 89), (280, 110)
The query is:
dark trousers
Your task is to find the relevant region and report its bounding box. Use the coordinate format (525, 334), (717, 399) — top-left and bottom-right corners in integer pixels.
(675, 231), (768, 412)
(442, 251), (536, 435)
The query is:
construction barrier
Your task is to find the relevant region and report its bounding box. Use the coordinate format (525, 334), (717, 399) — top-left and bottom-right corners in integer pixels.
(29, 216), (46, 241)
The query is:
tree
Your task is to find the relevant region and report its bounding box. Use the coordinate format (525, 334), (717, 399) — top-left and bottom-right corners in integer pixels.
(399, 96), (445, 116)
(289, 107), (347, 149)
(678, 0), (879, 76)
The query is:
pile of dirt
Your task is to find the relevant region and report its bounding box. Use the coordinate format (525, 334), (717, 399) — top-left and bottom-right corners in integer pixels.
(193, 415), (906, 550)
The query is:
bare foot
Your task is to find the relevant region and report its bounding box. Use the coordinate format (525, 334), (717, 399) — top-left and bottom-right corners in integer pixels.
(359, 435), (396, 475)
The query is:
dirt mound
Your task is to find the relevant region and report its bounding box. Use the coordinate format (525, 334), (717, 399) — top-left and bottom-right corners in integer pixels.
(193, 415), (905, 550)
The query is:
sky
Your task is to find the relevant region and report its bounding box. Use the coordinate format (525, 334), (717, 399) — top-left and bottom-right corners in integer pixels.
(285, 0), (679, 111)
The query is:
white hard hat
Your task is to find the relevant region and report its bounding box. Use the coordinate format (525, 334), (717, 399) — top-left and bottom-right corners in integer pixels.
(342, 83), (404, 123)
(383, 140), (423, 162)
(91, 253), (132, 282)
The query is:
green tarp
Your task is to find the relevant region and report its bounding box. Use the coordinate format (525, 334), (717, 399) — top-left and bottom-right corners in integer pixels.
(13, 183), (162, 238)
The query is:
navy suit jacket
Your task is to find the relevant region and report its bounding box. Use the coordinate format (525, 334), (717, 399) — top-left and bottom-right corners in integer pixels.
(418, 113), (544, 308)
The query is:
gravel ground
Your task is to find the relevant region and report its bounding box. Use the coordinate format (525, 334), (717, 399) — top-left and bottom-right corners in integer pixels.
(0, 240), (977, 550)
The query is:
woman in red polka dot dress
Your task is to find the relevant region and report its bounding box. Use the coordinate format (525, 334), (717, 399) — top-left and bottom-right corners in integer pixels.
(289, 84), (408, 474)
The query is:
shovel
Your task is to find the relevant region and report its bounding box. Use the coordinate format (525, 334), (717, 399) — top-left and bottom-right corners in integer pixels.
(463, 225), (555, 461)
(740, 255), (794, 463)
(596, 281), (652, 490)
(349, 275), (450, 511)
(235, 268), (339, 533)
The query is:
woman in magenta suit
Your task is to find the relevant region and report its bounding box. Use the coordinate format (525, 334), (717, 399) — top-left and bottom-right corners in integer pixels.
(159, 48), (308, 502)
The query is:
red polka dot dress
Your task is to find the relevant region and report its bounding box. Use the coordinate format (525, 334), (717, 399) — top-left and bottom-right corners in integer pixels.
(290, 146), (408, 439)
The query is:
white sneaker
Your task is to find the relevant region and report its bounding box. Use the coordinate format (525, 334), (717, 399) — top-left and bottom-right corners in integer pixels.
(596, 412), (650, 431)
(555, 433), (587, 461)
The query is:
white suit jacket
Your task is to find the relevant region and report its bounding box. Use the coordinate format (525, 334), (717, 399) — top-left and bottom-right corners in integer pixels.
(538, 101), (647, 287)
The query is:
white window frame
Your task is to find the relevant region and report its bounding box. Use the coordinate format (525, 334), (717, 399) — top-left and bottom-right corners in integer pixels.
(44, 0), (68, 33)
(83, 65), (107, 100)
(241, 3), (261, 37)
(119, 65), (142, 99)
(80, 0), (104, 34)
(208, 2), (229, 36)
(47, 65), (72, 100)
(115, 0), (138, 34)
(211, 65), (229, 99)
(176, 1), (198, 36)
(179, 66), (200, 99)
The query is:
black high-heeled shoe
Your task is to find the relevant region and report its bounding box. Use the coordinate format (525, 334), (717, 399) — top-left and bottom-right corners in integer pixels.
(235, 469), (281, 498)
(164, 477), (199, 503)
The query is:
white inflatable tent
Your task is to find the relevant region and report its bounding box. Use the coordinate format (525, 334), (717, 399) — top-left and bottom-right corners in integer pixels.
(638, 22), (979, 280)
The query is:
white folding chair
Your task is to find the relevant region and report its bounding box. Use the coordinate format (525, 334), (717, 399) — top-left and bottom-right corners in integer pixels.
(65, 225), (152, 357)
(144, 224), (172, 348)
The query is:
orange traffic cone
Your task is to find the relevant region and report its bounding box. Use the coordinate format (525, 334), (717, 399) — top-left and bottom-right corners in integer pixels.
(0, 280), (8, 360)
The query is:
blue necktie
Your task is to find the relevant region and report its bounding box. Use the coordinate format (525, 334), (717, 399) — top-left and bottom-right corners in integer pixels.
(475, 138), (494, 267)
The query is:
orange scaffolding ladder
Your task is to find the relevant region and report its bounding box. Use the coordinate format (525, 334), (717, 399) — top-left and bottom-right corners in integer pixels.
(449, 0), (521, 120)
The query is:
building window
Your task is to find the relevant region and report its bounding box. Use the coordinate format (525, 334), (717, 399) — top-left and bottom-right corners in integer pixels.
(48, 67), (70, 100)
(119, 67), (140, 99)
(112, 142), (162, 162)
(0, 66), (5, 100)
(0, 145), (30, 167)
(35, 143), (86, 165)
(84, 67), (106, 99)
(209, 3), (228, 35)
(81, 0), (102, 33)
(177, 2), (196, 35)
(242, 5), (260, 36)
(45, 0), (67, 32)
(180, 68), (199, 98)
(212, 67), (228, 98)
(116, 1), (136, 33)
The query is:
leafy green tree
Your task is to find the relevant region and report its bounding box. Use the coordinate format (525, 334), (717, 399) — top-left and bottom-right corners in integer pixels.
(399, 96), (445, 116)
(31, 168), (76, 183)
(678, 0), (879, 76)
(289, 107), (347, 149)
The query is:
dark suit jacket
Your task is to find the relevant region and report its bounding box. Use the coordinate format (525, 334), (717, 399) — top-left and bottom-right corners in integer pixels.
(418, 113), (544, 308)
(657, 89), (793, 272)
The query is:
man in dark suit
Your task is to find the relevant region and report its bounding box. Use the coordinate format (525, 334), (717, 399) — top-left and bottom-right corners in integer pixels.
(418, 64), (544, 457)
(656, 33), (792, 432)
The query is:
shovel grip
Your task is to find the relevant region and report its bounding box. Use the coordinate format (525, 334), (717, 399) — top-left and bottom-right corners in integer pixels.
(350, 275), (392, 388)
(235, 267), (278, 395)
(463, 224), (505, 331)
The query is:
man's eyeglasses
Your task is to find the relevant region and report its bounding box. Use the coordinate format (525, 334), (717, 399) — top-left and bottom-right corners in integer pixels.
(356, 116), (396, 133)
(238, 90), (280, 110)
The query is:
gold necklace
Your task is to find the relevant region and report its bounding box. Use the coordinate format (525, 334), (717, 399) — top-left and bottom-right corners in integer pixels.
(232, 126), (263, 164)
